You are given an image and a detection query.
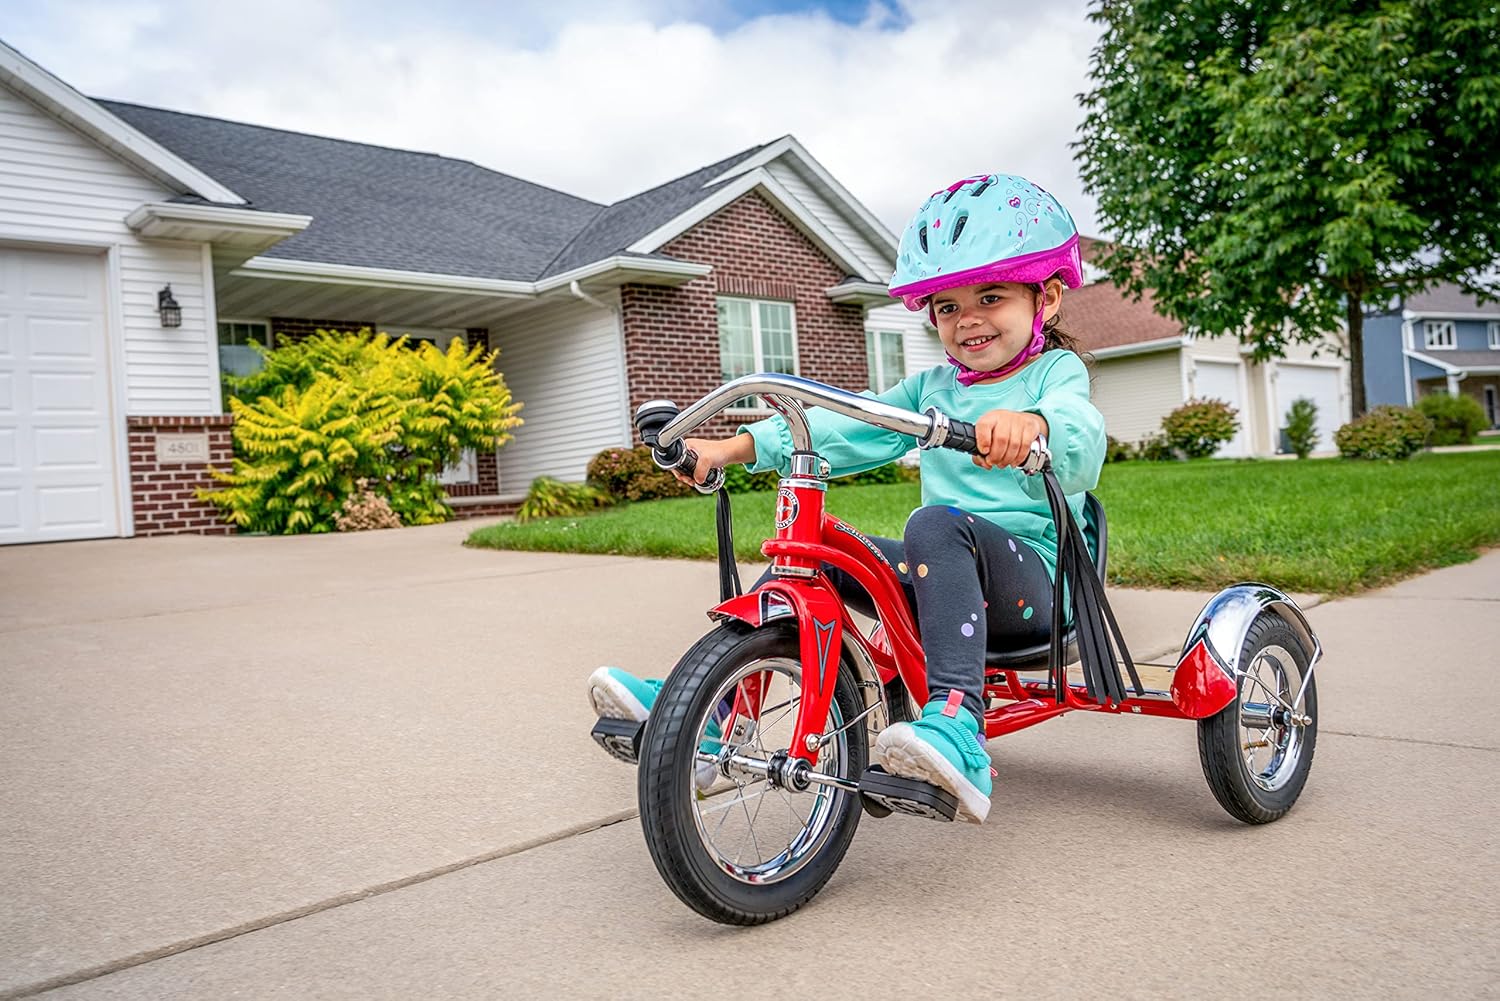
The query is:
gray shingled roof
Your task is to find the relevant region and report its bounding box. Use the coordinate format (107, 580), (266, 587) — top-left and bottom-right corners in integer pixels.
(1407, 283), (1500, 315)
(98, 100), (765, 283)
(1407, 350), (1500, 371)
(538, 144), (768, 277)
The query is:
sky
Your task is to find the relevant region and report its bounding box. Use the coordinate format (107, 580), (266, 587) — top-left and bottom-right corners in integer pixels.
(4, 0), (1108, 242)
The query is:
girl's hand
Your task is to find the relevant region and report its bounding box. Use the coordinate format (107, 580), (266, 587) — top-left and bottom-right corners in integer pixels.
(671, 433), (757, 486)
(973, 410), (1049, 470)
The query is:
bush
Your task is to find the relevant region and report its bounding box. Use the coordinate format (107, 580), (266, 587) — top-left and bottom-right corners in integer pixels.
(721, 463), (781, 493)
(1284, 398), (1319, 459)
(335, 480), (403, 532)
(1135, 432), (1177, 462)
(1104, 435), (1133, 463)
(1334, 405), (1432, 460)
(203, 330), (522, 533)
(516, 477), (612, 523)
(1416, 392), (1487, 446)
(1162, 398), (1240, 459)
(585, 445), (693, 502)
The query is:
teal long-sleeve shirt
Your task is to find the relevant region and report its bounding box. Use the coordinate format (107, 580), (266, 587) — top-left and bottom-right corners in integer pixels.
(739, 350), (1107, 583)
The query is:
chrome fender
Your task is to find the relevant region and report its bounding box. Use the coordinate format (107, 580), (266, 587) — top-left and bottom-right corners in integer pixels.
(1170, 584), (1322, 719)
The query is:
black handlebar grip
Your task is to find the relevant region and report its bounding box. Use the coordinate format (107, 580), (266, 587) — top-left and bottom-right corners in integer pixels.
(943, 419), (980, 455)
(678, 448), (725, 493)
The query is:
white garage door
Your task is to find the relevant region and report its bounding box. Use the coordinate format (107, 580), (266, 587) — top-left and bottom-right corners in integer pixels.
(1193, 359), (1249, 457)
(0, 247), (120, 544)
(1275, 364), (1342, 455)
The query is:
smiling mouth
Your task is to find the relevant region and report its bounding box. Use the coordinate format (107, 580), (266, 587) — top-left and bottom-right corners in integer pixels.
(959, 333), (999, 351)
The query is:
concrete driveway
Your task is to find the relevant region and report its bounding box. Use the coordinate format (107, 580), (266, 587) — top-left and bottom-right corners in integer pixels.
(1, 526), (1496, 999)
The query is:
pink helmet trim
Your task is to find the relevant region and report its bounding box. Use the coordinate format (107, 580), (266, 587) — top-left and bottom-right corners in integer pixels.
(890, 234), (1083, 311)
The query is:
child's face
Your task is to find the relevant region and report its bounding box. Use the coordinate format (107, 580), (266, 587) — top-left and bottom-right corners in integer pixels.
(930, 280), (1062, 377)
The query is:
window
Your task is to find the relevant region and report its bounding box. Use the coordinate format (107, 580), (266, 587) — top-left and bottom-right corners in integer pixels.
(1489, 321), (1499, 350)
(718, 298), (797, 409)
(865, 330), (906, 393)
(217, 321), (271, 377)
(1423, 320), (1456, 350)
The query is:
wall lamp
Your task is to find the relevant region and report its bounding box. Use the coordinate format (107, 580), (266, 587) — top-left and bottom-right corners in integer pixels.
(158, 285), (182, 328)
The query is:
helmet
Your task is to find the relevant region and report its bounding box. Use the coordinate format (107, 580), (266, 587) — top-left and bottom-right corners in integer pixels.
(888, 174), (1083, 311)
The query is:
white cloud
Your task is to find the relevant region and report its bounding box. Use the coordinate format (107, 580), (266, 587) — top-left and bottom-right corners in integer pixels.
(5, 0), (1105, 239)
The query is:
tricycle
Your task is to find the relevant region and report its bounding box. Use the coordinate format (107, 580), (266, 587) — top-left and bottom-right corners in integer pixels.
(591, 372), (1320, 925)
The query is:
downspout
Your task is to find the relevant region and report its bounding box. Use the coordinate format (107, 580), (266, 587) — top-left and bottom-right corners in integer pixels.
(1401, 316), (1415, 406)
(570, 280), (634, 449)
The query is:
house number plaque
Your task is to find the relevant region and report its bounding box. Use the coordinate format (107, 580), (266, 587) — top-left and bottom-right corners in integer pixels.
(155, 432), (211, 464)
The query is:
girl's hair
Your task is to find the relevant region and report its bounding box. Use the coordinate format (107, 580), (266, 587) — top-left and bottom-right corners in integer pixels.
(1026, 279), (1082, 355)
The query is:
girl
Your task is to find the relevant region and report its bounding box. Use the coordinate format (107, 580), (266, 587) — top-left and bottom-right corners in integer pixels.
(589, 173), (1105, 824)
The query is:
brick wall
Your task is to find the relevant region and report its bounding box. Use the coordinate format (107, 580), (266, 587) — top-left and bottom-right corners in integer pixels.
(127, 416), (235, 536)
(270, 317), (374, 342)
(442, 328), (503, 498)
(621, 191), (868, 438)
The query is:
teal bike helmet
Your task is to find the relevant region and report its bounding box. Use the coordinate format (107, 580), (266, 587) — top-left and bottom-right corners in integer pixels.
(889, 174), (1083, 382)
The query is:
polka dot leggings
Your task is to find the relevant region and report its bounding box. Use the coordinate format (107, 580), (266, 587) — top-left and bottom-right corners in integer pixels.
(753, 505), (1055, 721)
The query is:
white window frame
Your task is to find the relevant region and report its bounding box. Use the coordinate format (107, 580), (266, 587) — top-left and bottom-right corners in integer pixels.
(1423, 320), (1456, 350)
(1488, 321), (1499, 350)
(865, 329), (906, 393)
(217, 318), (272, 348)
(718, 297), (800, 413)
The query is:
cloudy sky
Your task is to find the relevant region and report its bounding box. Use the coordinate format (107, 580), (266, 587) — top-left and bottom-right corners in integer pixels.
(6, 0), (1107, 240)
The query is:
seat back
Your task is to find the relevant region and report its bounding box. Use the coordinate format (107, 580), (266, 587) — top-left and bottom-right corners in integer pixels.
(983, 490), (1107, 670)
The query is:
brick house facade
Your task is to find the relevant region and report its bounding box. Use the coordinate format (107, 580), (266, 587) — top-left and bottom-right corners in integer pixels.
(622, 191), (869, 439)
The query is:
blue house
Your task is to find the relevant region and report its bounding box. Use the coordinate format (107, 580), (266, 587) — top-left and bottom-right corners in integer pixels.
(1363, 283), (1500, 428)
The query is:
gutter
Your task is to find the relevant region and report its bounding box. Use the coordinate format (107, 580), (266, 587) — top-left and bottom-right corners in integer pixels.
(1088, 335), (1187, 360)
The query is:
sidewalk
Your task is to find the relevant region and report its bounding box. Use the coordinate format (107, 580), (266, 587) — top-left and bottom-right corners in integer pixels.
(1, 530), (1495, 999)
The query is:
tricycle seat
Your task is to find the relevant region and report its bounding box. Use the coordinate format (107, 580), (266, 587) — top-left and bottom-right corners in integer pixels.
(983, 491), (1106, 673)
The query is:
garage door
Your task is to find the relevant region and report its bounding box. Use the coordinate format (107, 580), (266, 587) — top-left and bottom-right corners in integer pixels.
(1275, 364), (1343, 455)
(1193, 359), (1249, 457)
(0, 247), (119, 544)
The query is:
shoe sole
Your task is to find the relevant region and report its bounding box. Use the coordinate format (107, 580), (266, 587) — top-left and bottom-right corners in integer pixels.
(587, 669), (650, 722)
(875, 726), (991, 825)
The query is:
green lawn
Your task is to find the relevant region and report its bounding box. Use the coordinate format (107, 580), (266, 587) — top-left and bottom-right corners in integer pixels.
(466, 451), (1500, 595)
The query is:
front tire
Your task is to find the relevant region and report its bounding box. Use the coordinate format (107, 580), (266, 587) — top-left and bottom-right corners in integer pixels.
(1197, 613), (1318, 824)
(637, 621), (867, 924)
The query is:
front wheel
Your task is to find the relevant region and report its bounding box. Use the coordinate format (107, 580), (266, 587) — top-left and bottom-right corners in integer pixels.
(1197, 612), (1318, 824)
(637, 621), (867, 924)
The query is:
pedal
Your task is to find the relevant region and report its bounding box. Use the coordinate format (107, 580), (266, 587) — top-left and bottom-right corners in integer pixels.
(591, 718), (646, 765)
(857, 765), (958, 822)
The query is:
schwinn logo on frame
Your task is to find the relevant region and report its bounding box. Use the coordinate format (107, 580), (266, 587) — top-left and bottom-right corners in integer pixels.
(834, 520), (890, 566)
(774, 487), (799, 530)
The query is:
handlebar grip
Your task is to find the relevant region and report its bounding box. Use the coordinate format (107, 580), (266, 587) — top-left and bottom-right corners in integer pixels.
(677, 447), (725, 494)
(942, 419), (980, 455)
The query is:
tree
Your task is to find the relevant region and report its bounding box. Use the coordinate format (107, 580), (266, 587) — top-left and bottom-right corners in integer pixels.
(1076, 1), (1500, 416)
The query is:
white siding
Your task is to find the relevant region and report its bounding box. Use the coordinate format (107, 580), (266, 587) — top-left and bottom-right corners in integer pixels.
(766, 160), (891, 279)
(1090, 348), (1184, 446)
(0, 82), (218, 415)
(492, 292), (628, 494)
(865, 302), (943, 382)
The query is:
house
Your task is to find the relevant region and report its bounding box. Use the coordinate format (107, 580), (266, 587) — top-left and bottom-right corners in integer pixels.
(1361, 284), (1500, 427)
(1062, 240), (1352, 457)
(1, 38), (907, 544)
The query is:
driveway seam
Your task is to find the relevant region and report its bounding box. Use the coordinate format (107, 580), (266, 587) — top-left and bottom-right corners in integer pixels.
(0, 809), (639, 1001)
(1319, 729), (1497, 753)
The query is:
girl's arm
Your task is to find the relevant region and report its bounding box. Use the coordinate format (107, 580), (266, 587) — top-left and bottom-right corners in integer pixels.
(1018, 352), (1107, 495)
(736, 375), (925, 478)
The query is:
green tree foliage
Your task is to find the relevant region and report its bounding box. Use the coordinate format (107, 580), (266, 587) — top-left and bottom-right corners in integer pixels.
(1416, 391), (1488, 445)
(1284, 397), (1320, 458)
(1077, 1), (1500, 416)
(1162, 398), (1240, 458)
(206, 331), (523, 533)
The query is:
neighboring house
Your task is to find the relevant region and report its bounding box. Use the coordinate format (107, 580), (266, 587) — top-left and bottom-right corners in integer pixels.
(1362, 284), (1500, 428)
(1, 39), (908, 544)
(1064, 240), (1351, 457)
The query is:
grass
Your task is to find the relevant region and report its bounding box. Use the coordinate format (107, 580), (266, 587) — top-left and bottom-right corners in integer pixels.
(466, 451), (1500, 595)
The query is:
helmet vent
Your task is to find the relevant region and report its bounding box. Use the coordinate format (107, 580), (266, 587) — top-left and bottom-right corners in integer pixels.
(918, 225), (928, 253)
(970, 179), (992, 198)
(942, 187), (959, 204)
(950, 213), (968, 245)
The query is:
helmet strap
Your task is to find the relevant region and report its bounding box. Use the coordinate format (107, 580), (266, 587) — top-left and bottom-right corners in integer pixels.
(946, 305), (1047, 386)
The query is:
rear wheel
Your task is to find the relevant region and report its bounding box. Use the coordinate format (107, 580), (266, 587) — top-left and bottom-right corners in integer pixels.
(1197, 613), (1318, 824)
(637, 622), (867, 924)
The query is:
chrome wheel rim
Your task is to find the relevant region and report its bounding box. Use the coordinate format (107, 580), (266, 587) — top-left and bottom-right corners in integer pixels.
(1237, 643), (1308, 793)
(688, 657), (850, 885)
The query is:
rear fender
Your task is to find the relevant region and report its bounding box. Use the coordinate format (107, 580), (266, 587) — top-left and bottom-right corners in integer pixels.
(1170, 583), (1322, 719)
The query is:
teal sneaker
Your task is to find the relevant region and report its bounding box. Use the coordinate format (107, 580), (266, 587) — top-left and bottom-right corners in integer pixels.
(587, 667), (735, 791)
(874, 693), (993, 824)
